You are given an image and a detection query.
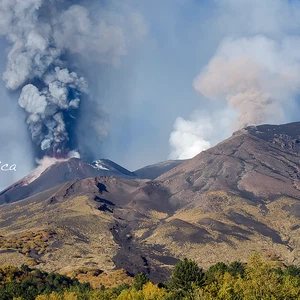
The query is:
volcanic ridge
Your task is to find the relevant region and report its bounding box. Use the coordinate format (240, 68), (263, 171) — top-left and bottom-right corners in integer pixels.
(0, 122), (300, 281)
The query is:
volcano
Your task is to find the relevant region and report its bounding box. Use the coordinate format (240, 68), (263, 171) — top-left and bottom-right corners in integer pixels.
(0, 122), (299, 281)
(0, 158), (137, 205)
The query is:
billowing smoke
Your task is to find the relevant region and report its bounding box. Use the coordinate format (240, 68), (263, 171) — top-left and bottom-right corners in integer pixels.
(170, 35), (300, 159)
(169, 116), (212, 160)
(18, 68), (87, 154)
(194, 36), (300, 130)
(169, 109), (234, 159)
(25, 151), (81, 185)
(0, 0), (145, 158)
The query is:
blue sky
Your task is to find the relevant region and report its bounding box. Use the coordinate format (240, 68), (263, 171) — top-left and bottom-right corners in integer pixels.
(100, 0), (300, 169)
(100, 0), (225, 168)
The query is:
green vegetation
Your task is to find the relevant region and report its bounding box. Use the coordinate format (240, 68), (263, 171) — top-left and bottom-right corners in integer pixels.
(132, 273), (150, 291)
(166, 258), (205, 299)
(0, 265), (90, 300)
(0, 253), (299, 299)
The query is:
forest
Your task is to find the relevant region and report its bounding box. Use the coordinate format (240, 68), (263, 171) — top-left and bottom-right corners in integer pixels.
(0, 253), (299, 299)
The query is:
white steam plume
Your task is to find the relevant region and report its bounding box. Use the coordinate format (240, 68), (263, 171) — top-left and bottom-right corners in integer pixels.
(169, 109), (234, 159)
(25, 151), (81, 185)
(0, 0), (146, 157)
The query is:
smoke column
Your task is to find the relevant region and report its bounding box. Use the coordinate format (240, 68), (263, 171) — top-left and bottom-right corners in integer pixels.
(0, 0), (145, 158)
(170, 35), (300, 159)
(193, 36), (300, 130)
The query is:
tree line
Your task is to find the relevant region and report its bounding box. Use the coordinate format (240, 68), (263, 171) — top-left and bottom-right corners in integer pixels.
(0, 253), (299, 299)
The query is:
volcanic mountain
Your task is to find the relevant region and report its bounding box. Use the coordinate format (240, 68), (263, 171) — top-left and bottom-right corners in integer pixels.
(0, 158), (185, 205)
(0, 158), (138, 205)
(0, 122), (299, 282)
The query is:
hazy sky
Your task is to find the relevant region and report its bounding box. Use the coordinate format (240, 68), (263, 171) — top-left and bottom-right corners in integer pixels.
(1, 0), (300, 189)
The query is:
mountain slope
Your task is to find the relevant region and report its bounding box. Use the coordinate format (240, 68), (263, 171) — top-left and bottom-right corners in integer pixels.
(0, 122), (299, 281)
(134, 160), (186, 180)
(158, 122), (300, 203)
(0, 158), (137, 205)
(146, 122), (300, 266)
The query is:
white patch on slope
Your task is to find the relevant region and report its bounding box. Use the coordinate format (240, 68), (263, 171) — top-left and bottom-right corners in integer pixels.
(23, 151), (81, 185)
(91, 160), (110, 171)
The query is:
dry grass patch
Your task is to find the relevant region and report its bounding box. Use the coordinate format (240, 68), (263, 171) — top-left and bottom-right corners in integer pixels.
(0, 230), (56, 258)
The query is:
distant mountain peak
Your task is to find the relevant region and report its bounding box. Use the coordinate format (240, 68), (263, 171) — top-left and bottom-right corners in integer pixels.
(0, 157), (136, 204)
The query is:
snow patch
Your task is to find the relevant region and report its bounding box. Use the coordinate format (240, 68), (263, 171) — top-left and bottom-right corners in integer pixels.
(92, 160), (110, 171)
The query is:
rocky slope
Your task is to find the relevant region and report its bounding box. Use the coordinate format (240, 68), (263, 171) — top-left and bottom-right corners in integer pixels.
(134, 160), (186, 180)
(0, 122), (299, 281)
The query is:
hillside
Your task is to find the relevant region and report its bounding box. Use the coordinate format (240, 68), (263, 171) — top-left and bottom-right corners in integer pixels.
(0, 122), (299, 281)
(0, 158), (137, 205)
(134, 160), (186, 180)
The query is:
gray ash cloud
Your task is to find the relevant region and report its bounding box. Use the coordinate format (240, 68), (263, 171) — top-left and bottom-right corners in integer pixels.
(0, 0), (145, 157)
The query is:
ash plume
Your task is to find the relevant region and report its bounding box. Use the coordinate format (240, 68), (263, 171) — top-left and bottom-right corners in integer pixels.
(0, 0), (144, 158)
(194, 36), (300, 130)
(169, 35), (300, 160)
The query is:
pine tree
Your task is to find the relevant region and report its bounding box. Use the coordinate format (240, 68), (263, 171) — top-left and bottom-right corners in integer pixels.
(169, 258), (204, 298)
